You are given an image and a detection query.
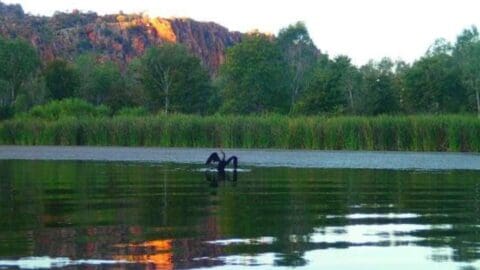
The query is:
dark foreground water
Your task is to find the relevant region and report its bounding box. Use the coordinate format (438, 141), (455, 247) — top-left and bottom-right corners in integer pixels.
(0, 147), (480, 269)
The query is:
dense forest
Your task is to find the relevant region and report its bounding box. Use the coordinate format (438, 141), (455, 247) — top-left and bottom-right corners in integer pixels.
(1, 18), (480, 120)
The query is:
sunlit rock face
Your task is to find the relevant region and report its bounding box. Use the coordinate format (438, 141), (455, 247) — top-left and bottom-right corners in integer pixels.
(0, 1), (243, 75)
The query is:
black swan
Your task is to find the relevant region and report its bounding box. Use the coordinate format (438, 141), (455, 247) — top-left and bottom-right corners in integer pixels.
(206, 151), (238, 173)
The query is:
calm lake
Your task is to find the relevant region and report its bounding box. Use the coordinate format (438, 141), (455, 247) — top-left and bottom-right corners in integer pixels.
(0, 147), (479, 269)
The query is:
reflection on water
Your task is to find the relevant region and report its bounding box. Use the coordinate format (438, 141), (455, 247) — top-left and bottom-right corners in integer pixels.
(0, 160), (480, 269)
(0, 257), (127, 269)
(114, 240), (173, 269)
(204, 170), (237, 188)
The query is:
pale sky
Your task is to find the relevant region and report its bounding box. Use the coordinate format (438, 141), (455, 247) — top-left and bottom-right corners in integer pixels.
(3, 0), (480, 66)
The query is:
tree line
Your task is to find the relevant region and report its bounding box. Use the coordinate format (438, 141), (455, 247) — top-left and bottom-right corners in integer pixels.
(1, 22), (480, 119)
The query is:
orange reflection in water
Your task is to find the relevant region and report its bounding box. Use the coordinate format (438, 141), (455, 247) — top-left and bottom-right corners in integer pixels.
(115, 240), (173, 270)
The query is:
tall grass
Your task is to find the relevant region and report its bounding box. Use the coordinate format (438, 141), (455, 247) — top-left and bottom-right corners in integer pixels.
(0, 114), (479, 152)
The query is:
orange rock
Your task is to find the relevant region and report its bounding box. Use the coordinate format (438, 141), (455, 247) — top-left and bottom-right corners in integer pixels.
(0, 2), (245, 75)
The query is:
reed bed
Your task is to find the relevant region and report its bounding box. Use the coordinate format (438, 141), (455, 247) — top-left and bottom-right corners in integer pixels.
(0, 114), (479, 152)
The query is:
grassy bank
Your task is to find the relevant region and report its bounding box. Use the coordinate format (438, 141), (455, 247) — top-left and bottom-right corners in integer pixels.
(0, 114), (479, 152)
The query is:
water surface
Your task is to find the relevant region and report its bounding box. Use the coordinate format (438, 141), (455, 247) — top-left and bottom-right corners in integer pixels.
(0, 146), (479, 170)
(0, 158), (479, 269)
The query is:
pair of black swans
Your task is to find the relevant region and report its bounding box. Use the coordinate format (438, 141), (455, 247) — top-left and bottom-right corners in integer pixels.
(205, 151), (238, 186)
(205, 151), (238, 173)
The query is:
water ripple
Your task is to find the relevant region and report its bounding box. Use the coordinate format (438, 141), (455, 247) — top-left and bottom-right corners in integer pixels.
(0, 257), (128, 269)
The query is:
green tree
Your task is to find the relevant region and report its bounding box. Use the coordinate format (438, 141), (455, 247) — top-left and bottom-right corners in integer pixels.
(15, 76), (47, 113)
(219, 34), (289, 114)
(427, 38), (453, 56)
(139, 44), (212, 114)
(44, 59), (79, 100)
(453, 26), (480, 116)
(124, 58), (147, 107)
(358, 58), (400, 115)
(75, 54), (104, 105)
(330, 55), (361, 114)
(403, 53), (465, 113)
(393, 60), (410, 111)
(0, 38), (40, 107)
(294, 57), (347, 115)
(277, 22), (318, 113)
(93, 61), (126, 110)
(75, 54), (127, 111)
(0, 79), (13, 118)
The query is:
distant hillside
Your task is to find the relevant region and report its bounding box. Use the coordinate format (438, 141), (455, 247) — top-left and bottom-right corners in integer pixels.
(0, 1), (243, 74)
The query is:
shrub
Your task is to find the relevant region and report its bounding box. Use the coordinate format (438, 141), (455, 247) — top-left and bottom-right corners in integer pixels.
(23, 98), (110, 120)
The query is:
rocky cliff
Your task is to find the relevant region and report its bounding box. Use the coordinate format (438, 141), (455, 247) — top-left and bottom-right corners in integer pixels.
(0, 1), (243, 74)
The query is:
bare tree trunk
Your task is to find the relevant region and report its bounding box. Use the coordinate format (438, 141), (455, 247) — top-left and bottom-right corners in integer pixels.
(150, 61), (172, 114)
(290, 85), (299, 114)
(289, 62), (304, 114)
(348, 87), (355, 113)
(161, 68), (171, 114)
